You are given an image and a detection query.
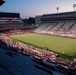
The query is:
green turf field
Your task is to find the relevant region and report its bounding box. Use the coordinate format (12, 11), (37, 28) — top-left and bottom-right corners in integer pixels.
(9, 33), (76, 57)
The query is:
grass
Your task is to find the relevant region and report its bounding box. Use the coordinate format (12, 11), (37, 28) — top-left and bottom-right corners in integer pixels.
(8, 33), (76, 59)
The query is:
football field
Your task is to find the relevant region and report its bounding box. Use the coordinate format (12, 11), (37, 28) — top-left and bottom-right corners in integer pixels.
(9, 33), (76, 57)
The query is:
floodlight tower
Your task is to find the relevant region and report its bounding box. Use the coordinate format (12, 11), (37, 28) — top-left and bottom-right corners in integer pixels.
(73, 4), (76, 11)
(56, 7), (59, 13)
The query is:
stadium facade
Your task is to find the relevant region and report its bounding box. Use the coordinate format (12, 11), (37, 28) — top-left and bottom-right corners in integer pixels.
(35, 11), (76, 37)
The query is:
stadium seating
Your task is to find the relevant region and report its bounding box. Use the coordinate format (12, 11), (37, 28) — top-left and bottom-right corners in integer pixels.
(51, 22), (65, 34)
(34, 23), (50, 33)
(34, 21), (76, 37)
(46, 22), (58, 34)
(55, 22), (74, 36)
(65, 23), (76, 36)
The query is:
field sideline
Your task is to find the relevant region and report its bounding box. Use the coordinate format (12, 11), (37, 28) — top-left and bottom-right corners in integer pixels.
(9, 33), (76, 57)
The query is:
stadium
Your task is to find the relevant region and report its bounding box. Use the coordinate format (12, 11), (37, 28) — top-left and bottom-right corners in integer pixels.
(0, 11), (76, 57)
(0, 11), (76, 75)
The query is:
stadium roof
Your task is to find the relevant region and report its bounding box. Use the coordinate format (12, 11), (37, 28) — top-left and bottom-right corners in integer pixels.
(42, 11), (76, 18)
(0, 12), (20, 18)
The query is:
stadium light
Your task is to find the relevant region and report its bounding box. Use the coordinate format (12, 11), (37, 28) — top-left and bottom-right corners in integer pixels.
(73, 4), (76, 11)
(56, 7), (59, 13)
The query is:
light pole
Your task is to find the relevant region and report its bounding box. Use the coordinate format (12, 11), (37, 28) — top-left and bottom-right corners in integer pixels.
(56, 7), (59, 13)
(73, 4), (76, 11)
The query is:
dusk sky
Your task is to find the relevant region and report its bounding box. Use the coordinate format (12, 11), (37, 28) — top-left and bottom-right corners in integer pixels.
(0, 0), (76, 18)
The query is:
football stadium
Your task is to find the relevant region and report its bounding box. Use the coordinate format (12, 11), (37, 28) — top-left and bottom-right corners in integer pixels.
(0, 11), (76, 75)
(8, 12), (76, 58)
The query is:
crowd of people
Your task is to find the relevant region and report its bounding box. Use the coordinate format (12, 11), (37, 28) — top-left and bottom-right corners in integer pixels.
(0, 36), (76, 73)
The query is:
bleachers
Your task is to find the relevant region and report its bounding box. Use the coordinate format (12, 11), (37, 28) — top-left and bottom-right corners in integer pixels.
(34, 23), (50, 33)
(65, 23), (76, 36)
(45, 22), (58, 34)
(51, 22), (65, 34)
(34, 21), (76, 37)
(55, 22), (74, 36)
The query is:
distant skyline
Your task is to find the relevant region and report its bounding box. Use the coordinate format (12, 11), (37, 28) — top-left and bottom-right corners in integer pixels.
(0, 0), (76, 18)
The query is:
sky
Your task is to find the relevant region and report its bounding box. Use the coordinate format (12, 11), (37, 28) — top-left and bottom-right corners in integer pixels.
(0, 0), (76, 19)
